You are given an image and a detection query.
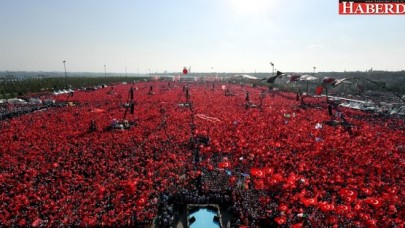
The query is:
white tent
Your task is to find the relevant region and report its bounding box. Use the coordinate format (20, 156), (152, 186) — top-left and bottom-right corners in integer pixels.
(300, 75), (318, 81)
(233, 74), (260, 80)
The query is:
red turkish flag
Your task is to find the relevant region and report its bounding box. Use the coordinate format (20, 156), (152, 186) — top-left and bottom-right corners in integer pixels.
(183, 67), (188, 74)
(364, 198), (383, 208)
(250, 168), (265, 178)
(318, 202), (335, 212)
(218, 161), (230, 169)
(300, 197), (318, 207)
(315, 86), (324, 95)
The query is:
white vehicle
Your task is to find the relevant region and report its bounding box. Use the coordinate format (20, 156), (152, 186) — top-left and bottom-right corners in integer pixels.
(7, 98), (27, 105)
(350, 102), (363, 110)
(43, 99), (55, 105)
(390, 106), (405, 116)
(399, 106), (405, 115)
(29, 98), (42, 105)
(339, 102), (351, 108)
(362, 103), (379, 112)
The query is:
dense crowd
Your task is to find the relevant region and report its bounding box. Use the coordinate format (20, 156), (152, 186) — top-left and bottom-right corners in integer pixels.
(0, 104), (53, 121)
(0, 81), (404, 227)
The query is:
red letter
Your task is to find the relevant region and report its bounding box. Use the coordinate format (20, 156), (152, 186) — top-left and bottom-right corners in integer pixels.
(366, 4), (375, 14)
(342, 1), (354, 14)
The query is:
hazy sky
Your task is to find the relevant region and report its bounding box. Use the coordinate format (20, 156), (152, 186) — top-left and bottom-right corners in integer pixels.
(1, 0), (404, 73)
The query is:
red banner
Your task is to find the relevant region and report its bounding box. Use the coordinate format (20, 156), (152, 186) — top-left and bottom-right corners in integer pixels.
(339, 2), (405, 15)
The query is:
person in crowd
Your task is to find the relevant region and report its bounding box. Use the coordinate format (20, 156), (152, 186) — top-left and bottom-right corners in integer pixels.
(123, 119), (130, 129)
(89, 119), (97, 132)
(328, 103), (333, 116)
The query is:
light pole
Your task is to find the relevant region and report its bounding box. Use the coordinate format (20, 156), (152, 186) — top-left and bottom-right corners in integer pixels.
(125, 66), (127, 77)
(211, 67), (217, 80)
(270, 62), (274, 75)
(63, 60), (67, 88)
(307, 66), (316, 94)
(104, 65), (107, 78)
(148, 69), (151, 79)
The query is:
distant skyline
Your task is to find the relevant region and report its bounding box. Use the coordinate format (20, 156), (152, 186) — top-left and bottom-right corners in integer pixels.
(1, 0), (405, 73)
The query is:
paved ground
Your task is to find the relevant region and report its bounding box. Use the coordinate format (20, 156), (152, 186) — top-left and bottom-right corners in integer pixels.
(172, 204), (232, 228)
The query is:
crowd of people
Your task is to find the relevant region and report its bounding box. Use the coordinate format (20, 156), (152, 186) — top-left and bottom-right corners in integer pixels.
(0, 81), (404, 227)
(0, 102), (58, 121)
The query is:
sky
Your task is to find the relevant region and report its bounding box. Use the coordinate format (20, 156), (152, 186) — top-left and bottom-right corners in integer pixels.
(0, 0), (405, 74)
